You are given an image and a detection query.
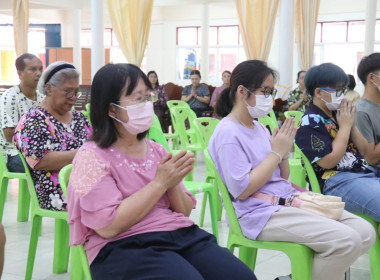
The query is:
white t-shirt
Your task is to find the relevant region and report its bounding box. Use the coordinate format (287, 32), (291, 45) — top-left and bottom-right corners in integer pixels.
(0, 85), (44, 156)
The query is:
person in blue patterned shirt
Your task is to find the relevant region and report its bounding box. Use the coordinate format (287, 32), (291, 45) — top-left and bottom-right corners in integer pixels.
(295, 63), (380, 234)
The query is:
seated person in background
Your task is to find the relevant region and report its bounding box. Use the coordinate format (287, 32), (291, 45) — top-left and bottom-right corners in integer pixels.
(14, 61), (92, 211)
(147, 70), (170, 133)
(356, 53), (380, 175)
(0, 53), (44, 172)
(67, 63), (256, 280)
(345, 74), (361, 103)
(287, 70), (312, 112)
(209, 60), (375, 280)
(210, 70), (231, 108)
(181, 70), (210, 117)
(295, 63), (380, 233)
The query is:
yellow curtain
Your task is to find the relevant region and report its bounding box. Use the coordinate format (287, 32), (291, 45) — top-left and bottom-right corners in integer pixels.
(107, 0), (153, 66)
(295, 0), (320, 70)
(13, 0), (29, 56)
(235, 0), (279, 61)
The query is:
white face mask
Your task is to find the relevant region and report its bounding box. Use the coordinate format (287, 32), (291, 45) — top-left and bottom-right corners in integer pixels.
(244, 95), (273, 119)
(372, 80), (380, 92)
(322, 93), (345, 111)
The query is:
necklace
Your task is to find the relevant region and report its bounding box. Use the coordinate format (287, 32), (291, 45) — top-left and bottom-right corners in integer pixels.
(231, 110), (253, 129)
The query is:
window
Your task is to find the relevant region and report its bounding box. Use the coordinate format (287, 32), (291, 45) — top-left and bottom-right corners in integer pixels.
(313, 19), (380, 80)
(176, 25), (245, 84)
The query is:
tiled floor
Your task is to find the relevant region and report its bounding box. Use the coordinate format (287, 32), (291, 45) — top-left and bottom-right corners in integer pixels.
(1, 153), (372, 279)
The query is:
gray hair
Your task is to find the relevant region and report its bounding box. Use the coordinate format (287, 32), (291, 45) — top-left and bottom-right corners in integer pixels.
(38, 61), (80, 95)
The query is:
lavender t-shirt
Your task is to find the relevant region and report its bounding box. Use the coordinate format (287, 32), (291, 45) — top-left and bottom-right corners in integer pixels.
(209, 118), (296, 239)
(67, 140), (196, 264)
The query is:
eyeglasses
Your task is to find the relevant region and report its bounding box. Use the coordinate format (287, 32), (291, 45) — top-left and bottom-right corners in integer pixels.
(320, 87), (348, 97)
(118, 89), (158, 105)
(243, 86), (277, 98)
(63, 89), (82, 99)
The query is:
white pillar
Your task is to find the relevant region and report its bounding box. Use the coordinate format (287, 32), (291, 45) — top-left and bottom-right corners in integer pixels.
(73, 9), (82, 83)
(91, 0), (105, 81)
(201, 3), (209, 83)
(279, 0), (294, 90)
(364, 0), (377, 55)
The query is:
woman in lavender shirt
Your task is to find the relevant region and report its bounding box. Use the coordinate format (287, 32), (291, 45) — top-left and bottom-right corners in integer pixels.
(208, 60), (375, 280)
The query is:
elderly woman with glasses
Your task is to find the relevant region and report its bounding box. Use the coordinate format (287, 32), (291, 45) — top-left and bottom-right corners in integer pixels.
(13, 61), (92, 211)
(209, 60), (375, 280)
(67, 63), (256, 280)
(296, 63), (380, 235)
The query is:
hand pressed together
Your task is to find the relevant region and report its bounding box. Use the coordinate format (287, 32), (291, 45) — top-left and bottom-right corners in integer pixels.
(336, 99), (356, 130)
(153, 150), (195, 191)
(270, 118), (297, 158)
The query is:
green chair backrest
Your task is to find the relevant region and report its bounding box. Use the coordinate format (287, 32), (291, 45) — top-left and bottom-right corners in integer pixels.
(284, 110), (303, 128)
(58, 164), (72, 198)
(204, 149), (246, 237)
(170, 106), (199, 148)
(258, 115), (277, 134)
(269, 109), (276, 123)
(167, 100), (190, 110)
(192, 117), (219, 149)
(294, 144), (321, 194)
(148, 115), (171, 152)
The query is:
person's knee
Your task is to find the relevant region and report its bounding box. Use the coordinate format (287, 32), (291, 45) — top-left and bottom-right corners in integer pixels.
(0, 223), (6, 247)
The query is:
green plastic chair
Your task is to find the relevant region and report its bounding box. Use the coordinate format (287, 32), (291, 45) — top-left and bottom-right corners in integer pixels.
(59, 164), (92, 280)
(0, 146), (30, 222)
(81, 103), (91, 124)
(17, 150), (70, 280)
(257, 115), (278, 134)
(204, 148), (313, 279)
(167, 100), (190, 110)
(284, 110), (303, 128)
(148, 115), (171, 152)
(147, 119), (219, 242)
(192, 117), (223, 224)
(296, 144), (380, 280)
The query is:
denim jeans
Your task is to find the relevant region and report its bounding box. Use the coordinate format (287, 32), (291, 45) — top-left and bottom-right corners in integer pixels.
(6, 154), (25, 173)
(324, 171), (380, 222)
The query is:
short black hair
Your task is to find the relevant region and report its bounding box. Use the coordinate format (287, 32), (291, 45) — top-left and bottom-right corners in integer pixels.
(304, 63), (348, 97)
(90, 63), (151, 148)
(357, 53), (380, 85)
(15, 53), (39, 71)
(147, 70), (160, 86)
(190, 70), (201, 78)
(347, 74), (356, 90)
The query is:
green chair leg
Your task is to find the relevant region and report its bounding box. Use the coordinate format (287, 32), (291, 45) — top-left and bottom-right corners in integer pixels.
(25, 215), (42, 280)
(17, 178), (30, 222)
(53, 219), (70, 273)
(205, 186), (219, 243)
(71, 246), (85, 280)
(198, 192), (208, 227)
(286, 245), (313, 280)
(0, 177), (9, 222)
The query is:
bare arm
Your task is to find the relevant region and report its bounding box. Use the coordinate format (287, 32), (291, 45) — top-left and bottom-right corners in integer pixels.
(350, 125), (368, 158)
(96, 150), (195, 239)
(363, 142), (380, 165)
(195, 95), (210, 104)
(3, 127), (15, 142)
(288, 99), (304, 111)
(34, 149), (78, 171)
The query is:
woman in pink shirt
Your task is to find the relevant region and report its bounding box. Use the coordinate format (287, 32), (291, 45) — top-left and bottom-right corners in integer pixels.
(67, 63), (255, 280)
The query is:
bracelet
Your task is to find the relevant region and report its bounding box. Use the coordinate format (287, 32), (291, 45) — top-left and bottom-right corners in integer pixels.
(270, 151), (282, 163)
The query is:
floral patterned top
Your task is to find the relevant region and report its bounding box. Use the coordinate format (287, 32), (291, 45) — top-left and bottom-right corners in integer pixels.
(287, 87), (312, 112)
(153, 85), (169, 109)
(13, 106), (92, 211)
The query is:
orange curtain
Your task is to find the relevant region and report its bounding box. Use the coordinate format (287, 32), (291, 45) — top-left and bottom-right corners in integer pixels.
(107, 0), (153, 66)
(295, 0), (320, 70)
(13, 0), (29, 56)
(235, 0), (279, 61)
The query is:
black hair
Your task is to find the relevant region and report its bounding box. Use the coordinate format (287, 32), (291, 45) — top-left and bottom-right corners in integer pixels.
(90, 63), (151, 148)
(147, 70), (160, 86)
(15, 53), (39, 71)
(215, 60), (278, 118)
(357, 53), (380, 85)
(190, 70), (201, 78)
(304, 63), (348, 97)
(222, 70), (232, 76)
(296, 70), (306, 83)
(347, 74), (356, 90)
